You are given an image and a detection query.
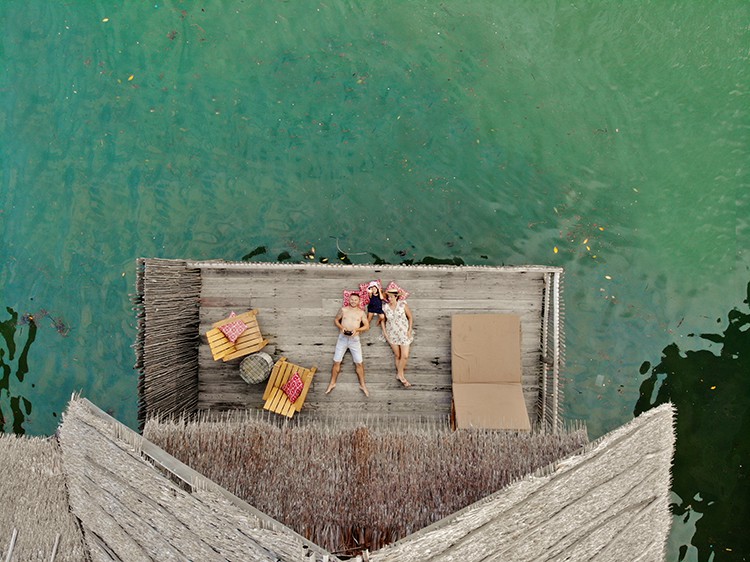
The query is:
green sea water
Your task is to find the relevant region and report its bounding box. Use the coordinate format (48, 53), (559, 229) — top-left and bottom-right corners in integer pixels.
(1, 1), (747, 560)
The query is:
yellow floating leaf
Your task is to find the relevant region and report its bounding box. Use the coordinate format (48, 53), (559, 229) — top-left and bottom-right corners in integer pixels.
(553, 246), (558, 254)
(583, 238), (589, 244)
(586, 246), (591, 251)
(128, 74), (134, 81)
(710, 386), (716, 390)
(599, 226), (605, 231)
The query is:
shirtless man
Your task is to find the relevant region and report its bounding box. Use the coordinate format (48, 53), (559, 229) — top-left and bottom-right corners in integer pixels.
(325, 292), (370, 396)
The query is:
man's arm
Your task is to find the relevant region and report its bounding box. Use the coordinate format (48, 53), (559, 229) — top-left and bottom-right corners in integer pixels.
(334, 309), (344, 332)
(357, 311), (370, 334)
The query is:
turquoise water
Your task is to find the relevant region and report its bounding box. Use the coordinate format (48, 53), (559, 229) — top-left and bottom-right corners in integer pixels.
(1, 1), (747, 559)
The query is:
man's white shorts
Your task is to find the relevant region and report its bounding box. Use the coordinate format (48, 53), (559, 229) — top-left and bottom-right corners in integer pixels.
(333, 333), (363, 364)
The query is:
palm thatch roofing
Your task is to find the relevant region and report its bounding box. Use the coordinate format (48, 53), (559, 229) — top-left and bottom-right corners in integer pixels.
(0, 432), (86, 561)
(369, 403), (675, 561)
(1, 398), (673, 561)
(58, 397), (327, 561)
(143, 413), (590, 554)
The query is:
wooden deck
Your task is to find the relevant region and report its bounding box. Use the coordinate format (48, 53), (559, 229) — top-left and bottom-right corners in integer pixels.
(189, 262), (564, 428)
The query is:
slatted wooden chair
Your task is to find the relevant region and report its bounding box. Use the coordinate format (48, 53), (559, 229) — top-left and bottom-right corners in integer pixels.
(206, 309), (269, 362)
(262, 357), (317, 418)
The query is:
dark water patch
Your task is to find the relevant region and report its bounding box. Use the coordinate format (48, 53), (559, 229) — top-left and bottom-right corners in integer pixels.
(635, 282), (750, 561)
(418, 256), (466, 266)
(242, 242), (469, 268)
(241, 246), (267, 260)
(0, 307), (37, 434)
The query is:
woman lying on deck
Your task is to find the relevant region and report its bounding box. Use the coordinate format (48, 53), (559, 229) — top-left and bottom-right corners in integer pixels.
(382, 287), (414, 388)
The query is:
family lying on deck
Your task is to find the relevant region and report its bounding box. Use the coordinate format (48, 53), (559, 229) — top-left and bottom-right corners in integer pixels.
(325, 281), (413, 397)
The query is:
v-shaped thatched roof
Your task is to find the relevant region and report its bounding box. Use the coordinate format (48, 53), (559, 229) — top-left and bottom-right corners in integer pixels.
(3, 398), (673, 561)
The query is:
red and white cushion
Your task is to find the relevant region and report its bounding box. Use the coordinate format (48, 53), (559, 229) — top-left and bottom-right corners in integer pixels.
(343, 289), (367, 309)
(385, 281), (410, 300)
(218, 312), (247, 343)
(281, 372), (304, 403)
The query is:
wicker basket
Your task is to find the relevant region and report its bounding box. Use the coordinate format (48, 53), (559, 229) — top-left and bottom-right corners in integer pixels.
(239, 352), (273, 384)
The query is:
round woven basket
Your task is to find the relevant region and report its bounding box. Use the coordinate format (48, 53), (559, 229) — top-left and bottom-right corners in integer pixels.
(239, 352), (273, 384)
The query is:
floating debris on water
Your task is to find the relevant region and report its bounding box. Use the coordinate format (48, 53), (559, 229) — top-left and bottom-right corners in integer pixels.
(17, 309), (69, 336)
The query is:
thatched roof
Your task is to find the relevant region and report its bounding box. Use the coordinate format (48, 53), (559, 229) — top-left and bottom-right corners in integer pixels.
(2, 399), (673, 561)
(143, 413), (589, 554)
(369, 403), (675, 561)
(58, 397), (330, 561)
(0, 432), (87, 561)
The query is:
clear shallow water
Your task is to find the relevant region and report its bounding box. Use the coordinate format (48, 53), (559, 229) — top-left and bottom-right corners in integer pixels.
(1, 2), (747, 560)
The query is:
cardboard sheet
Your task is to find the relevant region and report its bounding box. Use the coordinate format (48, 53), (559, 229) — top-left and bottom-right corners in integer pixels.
(451, 314), (531, 431)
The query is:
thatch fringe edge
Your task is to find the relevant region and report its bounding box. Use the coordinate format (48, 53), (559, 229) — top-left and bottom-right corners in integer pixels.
(133, 258), (202, 428)
(186, 259), (564, 274)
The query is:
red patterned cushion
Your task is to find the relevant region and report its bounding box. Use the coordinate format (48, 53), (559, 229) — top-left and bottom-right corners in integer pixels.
(343, 289), (367, 309)
(358, 282), (371, 306)
(385, 281), (410, 300)
(218, 312), (247, 343)
(281, 372), (304, 403)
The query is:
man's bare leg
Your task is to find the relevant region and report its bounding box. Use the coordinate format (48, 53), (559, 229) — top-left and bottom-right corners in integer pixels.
(326, 361), (342, 394)
(354, 362), (369, 397)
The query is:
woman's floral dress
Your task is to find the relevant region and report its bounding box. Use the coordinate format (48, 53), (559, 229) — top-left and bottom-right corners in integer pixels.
(383, 300), (413, 345)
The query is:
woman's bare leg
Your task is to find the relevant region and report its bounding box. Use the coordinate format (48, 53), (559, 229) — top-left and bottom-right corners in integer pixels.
(390, 343), (411, 387)
(389, 342), (401, 375)
(399, 344), (411, 373)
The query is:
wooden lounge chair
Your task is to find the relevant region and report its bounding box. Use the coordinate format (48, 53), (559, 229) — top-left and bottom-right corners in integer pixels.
(262, 357), (317, 418)
(206, 309), (269, 362)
